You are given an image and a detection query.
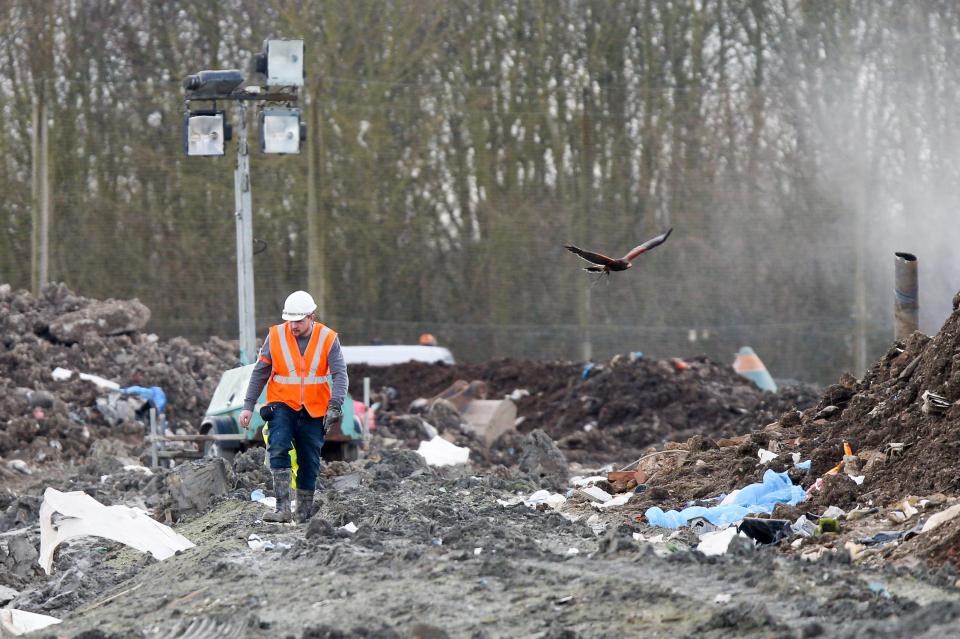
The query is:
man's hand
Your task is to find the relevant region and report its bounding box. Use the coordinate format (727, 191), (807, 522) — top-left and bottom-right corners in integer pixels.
(239, 409), (253, 428)
(324, 405), (342, 429)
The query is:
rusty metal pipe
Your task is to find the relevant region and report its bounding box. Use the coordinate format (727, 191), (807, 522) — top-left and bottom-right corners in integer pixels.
(894, 252), (918, 341)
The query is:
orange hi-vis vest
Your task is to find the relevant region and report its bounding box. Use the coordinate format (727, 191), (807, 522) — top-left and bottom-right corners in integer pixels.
(264, 321), (338, 418)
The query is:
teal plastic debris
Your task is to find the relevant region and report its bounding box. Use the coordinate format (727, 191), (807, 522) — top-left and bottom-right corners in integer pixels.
(732, 346), (778, 392)
(644, 469), (805, 529)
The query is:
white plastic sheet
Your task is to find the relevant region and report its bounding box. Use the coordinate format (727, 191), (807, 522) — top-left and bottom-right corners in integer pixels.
(696, 527), (750, 556)
(39, 487), (195, 574)
(922, 503), (960, 533)
(416, 436), (470, 466)
(0, 609), (61, 635)
(51, 367), (120, 390)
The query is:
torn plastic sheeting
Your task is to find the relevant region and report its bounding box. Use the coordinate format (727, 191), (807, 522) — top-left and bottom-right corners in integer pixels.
(738, 518), (793, 545)
(696, 527), (750, 556)
(578, 486), (612, 503)
(524, 489), (567, 510)
(645, 469), (804, 529)
(757, 448), (778, 464)
(51, 366), (121, 391)
(120, 385), (167, 413)
(39, 487), (195, 574)
(594, 492), (633, 509)
(0, 609), (61, 636)
(416, 436), (470, 466)
(855, 527), (920, 547)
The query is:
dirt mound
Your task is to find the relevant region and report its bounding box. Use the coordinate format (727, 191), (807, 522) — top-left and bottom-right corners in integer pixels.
(0, 283), (237, 466)
(798, 299), (960, 506)
(625, 290), (960, 530)
(350, 356), (820, 465)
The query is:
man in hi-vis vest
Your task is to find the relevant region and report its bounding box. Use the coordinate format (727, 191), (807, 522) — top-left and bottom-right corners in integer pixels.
(239, 290), (348, 523)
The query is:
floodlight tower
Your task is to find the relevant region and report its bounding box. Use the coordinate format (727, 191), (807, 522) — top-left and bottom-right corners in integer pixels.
(182, 40), (306, 364)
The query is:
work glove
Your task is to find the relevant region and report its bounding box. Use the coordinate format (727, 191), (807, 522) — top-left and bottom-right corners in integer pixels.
(324, 405), (342, 430)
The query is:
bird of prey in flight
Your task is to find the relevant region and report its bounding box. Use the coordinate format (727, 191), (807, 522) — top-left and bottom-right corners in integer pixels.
(564, 228), (673, 280)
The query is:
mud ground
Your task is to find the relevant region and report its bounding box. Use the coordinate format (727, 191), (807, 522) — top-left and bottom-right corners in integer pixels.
(1, 449), (958, 639)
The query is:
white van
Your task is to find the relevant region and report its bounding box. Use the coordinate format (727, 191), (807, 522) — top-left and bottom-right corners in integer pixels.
(341, 345), (455, 366)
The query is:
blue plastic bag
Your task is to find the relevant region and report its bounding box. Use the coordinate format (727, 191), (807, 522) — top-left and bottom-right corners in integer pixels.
(120, 385), (167, 413)
(645, 469), (805, 529)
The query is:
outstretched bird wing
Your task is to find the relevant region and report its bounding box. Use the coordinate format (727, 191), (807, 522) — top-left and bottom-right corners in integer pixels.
(564, 245), (619, 267)
(622, 228), (673, 261)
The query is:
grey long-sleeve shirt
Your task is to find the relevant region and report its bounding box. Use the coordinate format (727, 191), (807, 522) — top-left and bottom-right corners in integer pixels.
(243, 327), (348, 412)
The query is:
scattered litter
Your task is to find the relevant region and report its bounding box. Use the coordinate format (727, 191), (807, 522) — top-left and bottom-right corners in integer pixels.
(846, 506), (878, 521)
(507, 389), (530, 401)
(856, 528), (920, 547)
(794, 460), (812, 471)
(818, 517), (840, 534)
(0, 609), (61, 636)
(578, 486), (612, 503)
(51, 366), (121, 391)
(801, 547), (830, 562)
(868, 582), (891, 598)
(586, 514), (606, 535)
(646, 470), (804, 529)
(122, 465), (153, 475)
(633, 532), (665, 543)
(248, 534), (275, 551)
(732, 346), (778, 392)
(688, 517), (718, 536)
(250, 488), (280, 509)
(757, 448), (778, 464)
(416, 436), (470, 466)
(565, 547), (580, 556)
(696, 527), (749, 556)
(7, 459), (31, 475)
(921, 503), (960, 533)
(569, 475), (608, 487)
(474, 547), (483, 556)
(512, 489), (566, 510)
(713, 593), (732, 604)
(39, 487), (195, 574)
(822, 506), (846, 519)
(737, 518), (792, 545)
(594, 492), (633, 509)
(921, 390), (950, 415)
(792, 515), (818, 538)
(340, 522), (359, 534)
(805, 477), (825, 498)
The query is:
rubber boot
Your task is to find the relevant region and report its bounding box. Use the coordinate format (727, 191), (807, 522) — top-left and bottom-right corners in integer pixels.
(262, 469), (292, 523)
(296, 489), (315, 524)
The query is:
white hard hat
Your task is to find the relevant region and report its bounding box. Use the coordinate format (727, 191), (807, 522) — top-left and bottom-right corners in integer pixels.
(282, 290), (317, 321)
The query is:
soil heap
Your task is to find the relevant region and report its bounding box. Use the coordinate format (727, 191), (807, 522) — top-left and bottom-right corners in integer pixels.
(621, 290), (960, 569)
(349, 356), (820, 465)
(0, 283), (236, 466)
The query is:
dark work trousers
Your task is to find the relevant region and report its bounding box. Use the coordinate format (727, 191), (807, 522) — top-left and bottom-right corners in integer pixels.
(267, 403), (325, 491)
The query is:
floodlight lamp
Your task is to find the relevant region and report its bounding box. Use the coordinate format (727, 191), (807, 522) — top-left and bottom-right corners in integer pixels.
(257, 40), (304, 87)
(182, 69), (244, 100)
(259, 108), (305, 154)
(183, 111), (231, 156)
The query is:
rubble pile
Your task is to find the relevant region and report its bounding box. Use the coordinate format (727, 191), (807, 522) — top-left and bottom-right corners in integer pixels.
(613, 290), (960, 571)
(350, 355), (820, 464)
(0, 283), (236, 466)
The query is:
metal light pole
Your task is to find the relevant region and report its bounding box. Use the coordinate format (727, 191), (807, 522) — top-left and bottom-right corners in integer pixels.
(182, 40), (305, 366)
(234, 103), (257, 364)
